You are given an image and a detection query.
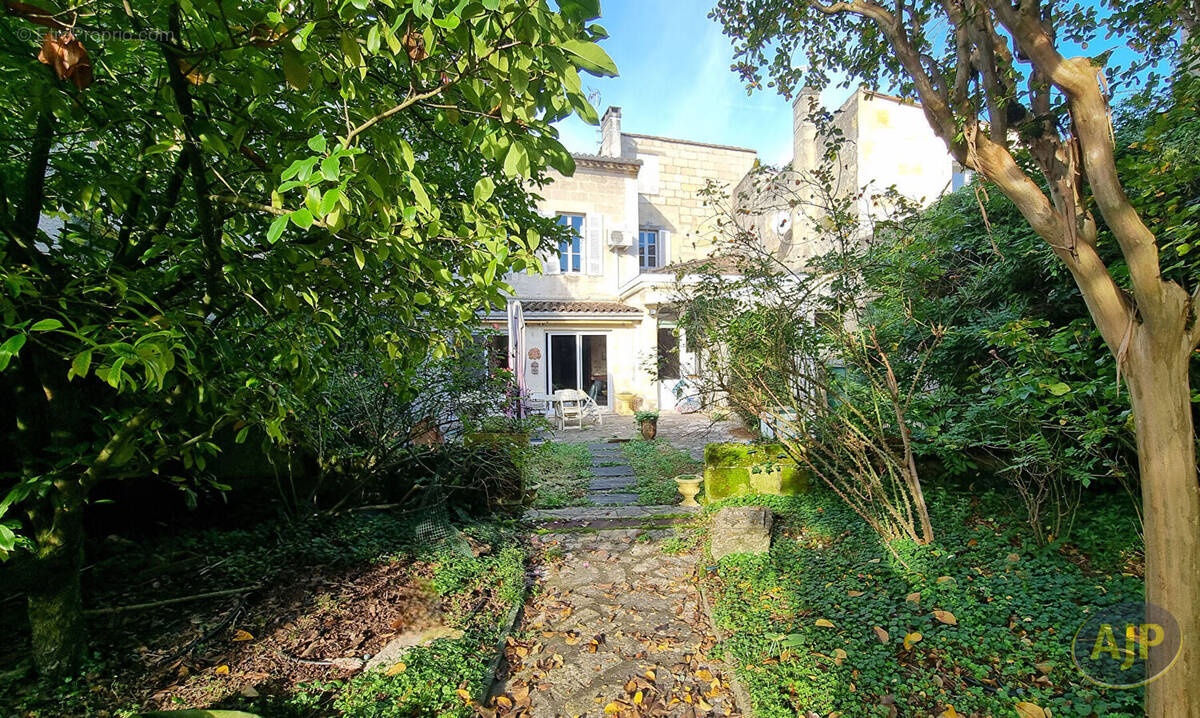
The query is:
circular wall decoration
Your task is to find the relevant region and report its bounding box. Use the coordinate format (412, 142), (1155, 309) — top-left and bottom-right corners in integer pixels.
(528, 347), (542, 360)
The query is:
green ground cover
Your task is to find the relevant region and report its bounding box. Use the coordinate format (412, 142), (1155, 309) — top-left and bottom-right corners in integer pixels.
(622, 438), (703, 505)
(700, 489), (1144, 718)
(1, 513), (526, 718)
(521, 442), (593, 508)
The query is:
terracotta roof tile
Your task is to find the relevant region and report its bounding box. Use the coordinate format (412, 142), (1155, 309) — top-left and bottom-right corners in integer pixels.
(521, 300), (641, 314)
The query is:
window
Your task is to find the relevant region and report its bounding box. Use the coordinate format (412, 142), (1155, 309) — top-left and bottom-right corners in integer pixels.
(556, 214), (584, 273)
(639, 229), (659, 270)
(656, 327), (680, 380)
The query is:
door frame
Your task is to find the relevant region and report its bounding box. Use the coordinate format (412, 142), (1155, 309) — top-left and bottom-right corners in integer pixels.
(546, 331), (612, 409)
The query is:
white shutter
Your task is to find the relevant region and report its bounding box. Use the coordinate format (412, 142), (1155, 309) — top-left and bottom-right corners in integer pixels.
(539, 209), (559, 274)
(585, 213), (604, 275)
(658, 229), (670, 268)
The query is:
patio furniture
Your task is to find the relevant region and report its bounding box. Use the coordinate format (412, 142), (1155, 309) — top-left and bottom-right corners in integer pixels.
(552, 389), (585, 430)
(526, 392), (553, 417)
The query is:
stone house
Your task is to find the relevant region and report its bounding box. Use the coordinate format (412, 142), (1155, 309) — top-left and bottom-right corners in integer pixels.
(487, 92), (959, 413)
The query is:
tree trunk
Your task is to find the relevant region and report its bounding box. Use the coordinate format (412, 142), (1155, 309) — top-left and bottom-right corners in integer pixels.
(1127, 335), (1200, 717)
(26, 486), (87, 676)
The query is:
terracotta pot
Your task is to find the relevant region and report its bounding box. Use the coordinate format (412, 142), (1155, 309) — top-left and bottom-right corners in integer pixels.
(639, 419), (657, 440)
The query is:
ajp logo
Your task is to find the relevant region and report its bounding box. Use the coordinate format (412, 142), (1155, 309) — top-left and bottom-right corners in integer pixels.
(1072, 602), (1181, 688)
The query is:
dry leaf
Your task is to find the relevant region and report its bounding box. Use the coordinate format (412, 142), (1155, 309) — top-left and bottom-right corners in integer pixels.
(232, 629), (254, 641)
(386, 662), (407, 676)
(37, 32), (93, 89)
(215, 664), (230, 675)
(847, 590), (864, 597)
(1015, 702), (1047, 718)
(495, 695), (513, 709)
(903, 632), (923, 650)
(937, 707), (959, 718)
(932, 610), (958, 626)
(833, 648), (848, 665)
(633, 690), (644, 704)
(815, 618), (835, 628)
(936, 576), (955, 585)
(905, 592), (921, 605)
(873, 626), (890, 644)
(456, 688), (473, 703)
(604, 701), (622, 714)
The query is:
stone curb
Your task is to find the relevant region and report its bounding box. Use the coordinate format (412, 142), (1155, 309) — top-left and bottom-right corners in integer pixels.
(697, 576), (758, 718)
(476, 576), (528, 705)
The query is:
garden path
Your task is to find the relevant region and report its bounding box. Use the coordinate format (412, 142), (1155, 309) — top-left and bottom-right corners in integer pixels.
(487, 421), (746, 718)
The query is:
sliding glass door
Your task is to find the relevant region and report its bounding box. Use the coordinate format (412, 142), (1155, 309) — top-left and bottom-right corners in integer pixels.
(547, 333), (609, 407)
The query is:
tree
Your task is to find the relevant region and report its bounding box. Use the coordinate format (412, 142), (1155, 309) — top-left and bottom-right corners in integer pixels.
(713, 0), (1199, 712)
(0, 0), (615, 676)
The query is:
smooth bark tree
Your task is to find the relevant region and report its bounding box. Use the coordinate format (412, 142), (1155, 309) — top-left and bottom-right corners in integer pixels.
(713, 1), (1199, 714)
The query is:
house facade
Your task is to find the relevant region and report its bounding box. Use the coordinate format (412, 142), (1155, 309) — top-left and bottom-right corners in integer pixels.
(488, 93), (958, 413)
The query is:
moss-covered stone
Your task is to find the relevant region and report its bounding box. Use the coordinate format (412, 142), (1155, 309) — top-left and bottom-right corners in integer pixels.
(703, 442), (809, 500)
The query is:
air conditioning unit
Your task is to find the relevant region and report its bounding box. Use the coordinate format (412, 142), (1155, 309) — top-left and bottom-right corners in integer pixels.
(607, 229), (632, 247)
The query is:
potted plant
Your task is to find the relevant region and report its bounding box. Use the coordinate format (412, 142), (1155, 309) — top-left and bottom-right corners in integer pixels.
(634, 410), (659, 440)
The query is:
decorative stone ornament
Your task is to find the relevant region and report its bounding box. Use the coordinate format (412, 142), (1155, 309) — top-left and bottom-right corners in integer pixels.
(674, 474), (703, 507)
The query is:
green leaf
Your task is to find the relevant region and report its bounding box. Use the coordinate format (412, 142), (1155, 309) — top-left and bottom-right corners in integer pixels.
(30, 318), (62, 332)
(320, 156), (340, 182)
(70, 350), (92, 379)
(503, 141), (530, 178)
(290, 208), (314, 229)
(1046, 382), (1071, 396)
(353, 245), (366, 270)
(267, 215), (288, 243)
(558, 39), (618, 77)
(282, 47), (310, 90)
(474, 176), (495, 203)
(307, 135), (327, 153)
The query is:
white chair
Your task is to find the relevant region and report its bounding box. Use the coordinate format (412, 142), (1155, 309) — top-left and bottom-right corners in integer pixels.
(553, 389), (585, 430)
(526, 392), (553, 417)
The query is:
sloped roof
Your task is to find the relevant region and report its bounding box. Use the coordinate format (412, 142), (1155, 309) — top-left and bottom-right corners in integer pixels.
(643, 255), (745, 276)
(522, 300), (641, 314)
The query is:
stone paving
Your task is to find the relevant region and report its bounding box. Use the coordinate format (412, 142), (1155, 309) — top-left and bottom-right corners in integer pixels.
(487, 422), (746, 717)
(491, 529), (742, 717)
(544, 412), (749, 461)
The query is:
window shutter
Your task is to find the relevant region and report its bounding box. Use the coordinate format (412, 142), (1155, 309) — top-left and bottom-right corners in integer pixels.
(539, 209), (559, 274)
(585, 214), (604, 276)
(658, 229), (670, 268)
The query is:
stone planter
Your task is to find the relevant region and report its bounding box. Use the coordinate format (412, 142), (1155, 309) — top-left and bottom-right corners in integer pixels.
(674, 474), (703, 507)
(615, 392), (641, 416)
(639, 418), (657, 440)
(703, 442), (809, 500)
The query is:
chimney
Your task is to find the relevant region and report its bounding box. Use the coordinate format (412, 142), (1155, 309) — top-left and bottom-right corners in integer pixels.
(600, 106), (622, 157)
(792, 87), (819, 174)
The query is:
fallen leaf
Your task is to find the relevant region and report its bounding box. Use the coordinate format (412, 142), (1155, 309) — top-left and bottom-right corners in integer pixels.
(1015, 702), (1047, 718)
(905, 592), (921, 605)
(815, 618), (835, 628)
(873, 627), (890, 644)
(847, 590), (864, 597)
(456, 688), (473, 703)
(634, 690), (644, 705)
(933, 610), (958, 626)
(937, 707), (959, 718)
(903, 631), (923, 650)
(936, 576), (955, 585)
(215, 664), (230, 675)
(495, 695), (513, 709)
(604, 701), (622, 714)
(232, 629), (254, 641)
(386, 662), (407, 676)
(833, 648), (848, 665)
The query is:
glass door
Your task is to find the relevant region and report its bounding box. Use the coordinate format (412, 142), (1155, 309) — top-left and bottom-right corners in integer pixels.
(547, 333), (610, 407)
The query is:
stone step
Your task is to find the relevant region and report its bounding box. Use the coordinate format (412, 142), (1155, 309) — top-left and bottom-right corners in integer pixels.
(588, 442), (629, 451)
(533, 515), (697, 531)
(589, 492), (640, 506)
(526, 504), (697, 522)
(591, 465), (635, 477)
(588, 477), (636, 491)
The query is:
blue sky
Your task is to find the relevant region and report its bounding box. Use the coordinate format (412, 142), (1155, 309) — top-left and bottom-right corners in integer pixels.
(552, 0), (1164, 167)
(552, 0), (821, 166)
